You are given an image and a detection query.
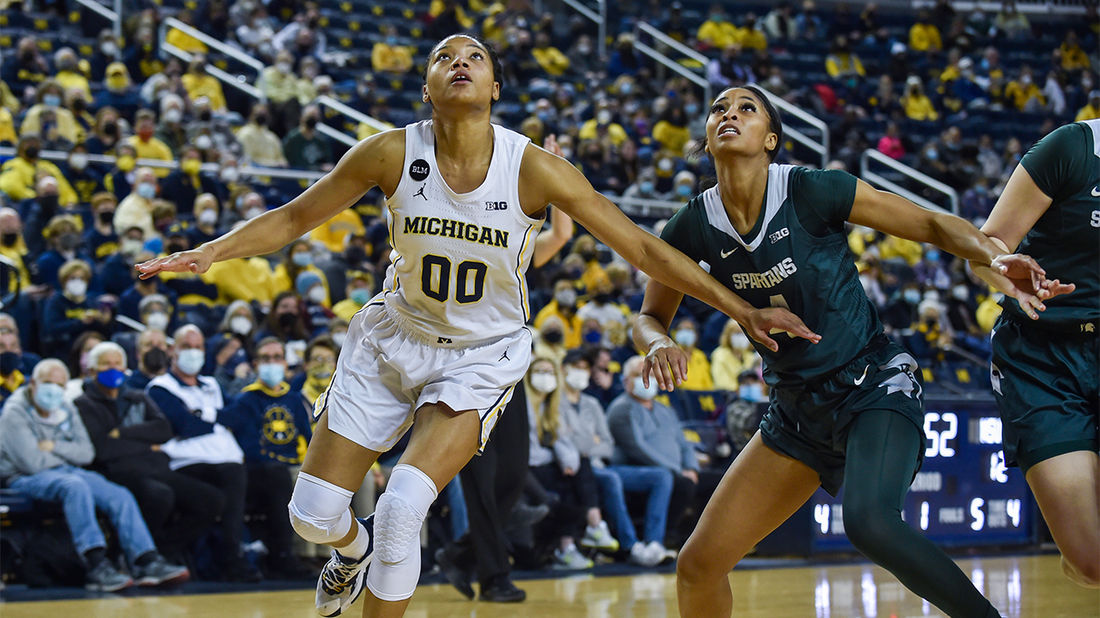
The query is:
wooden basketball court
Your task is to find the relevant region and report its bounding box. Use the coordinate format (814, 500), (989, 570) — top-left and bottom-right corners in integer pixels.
(0, 554), (1094, 617)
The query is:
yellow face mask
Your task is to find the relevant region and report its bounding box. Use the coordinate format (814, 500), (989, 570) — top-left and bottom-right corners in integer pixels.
(106, 76), (128, 91)
(117, 155), (135, 172)
(181, 159), (202, 176)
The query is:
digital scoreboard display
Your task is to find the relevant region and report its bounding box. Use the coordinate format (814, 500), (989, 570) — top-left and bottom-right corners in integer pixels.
(810, 398), (1036, 552)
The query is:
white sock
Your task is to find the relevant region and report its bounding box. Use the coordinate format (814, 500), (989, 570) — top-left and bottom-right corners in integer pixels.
(338, 518), (370, 561)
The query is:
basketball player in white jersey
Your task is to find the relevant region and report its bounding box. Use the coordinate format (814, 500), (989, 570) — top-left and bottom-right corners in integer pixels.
(137, 34), (819, 618)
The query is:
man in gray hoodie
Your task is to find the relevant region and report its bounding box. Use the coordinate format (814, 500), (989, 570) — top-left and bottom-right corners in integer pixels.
(0, 358), (188, 591)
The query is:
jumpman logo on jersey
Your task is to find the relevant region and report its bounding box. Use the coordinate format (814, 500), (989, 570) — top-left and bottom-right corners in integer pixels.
(413, 185), (427, 200)
(499, 348), (510, 362)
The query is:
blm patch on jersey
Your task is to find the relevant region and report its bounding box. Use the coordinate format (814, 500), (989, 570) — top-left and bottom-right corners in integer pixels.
(409, 159), (430, 181)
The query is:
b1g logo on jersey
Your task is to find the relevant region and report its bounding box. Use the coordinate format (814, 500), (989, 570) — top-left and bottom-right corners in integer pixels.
(769, 227), (790, 244)
(485, 200), (508, 211)
(409, 159), (431, 181)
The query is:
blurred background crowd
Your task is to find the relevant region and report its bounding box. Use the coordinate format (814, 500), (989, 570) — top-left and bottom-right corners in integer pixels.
(0, 0), (1095, 588)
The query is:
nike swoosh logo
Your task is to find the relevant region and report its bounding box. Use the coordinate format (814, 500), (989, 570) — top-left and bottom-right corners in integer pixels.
(720, 247), (737, 258)
(1092, 186), (1100, 197)
(854, 365), (869, 386)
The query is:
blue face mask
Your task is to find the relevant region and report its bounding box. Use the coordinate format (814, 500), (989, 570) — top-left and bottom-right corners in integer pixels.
(177, 348), (205, 376)
(258, 363), (285, 387)
(685, 103), (699, 116)
(34, 382), (66, 411)
(349, 288), (371, 305)
(903, 289), (921, 304)
(639, 181), (655, 194)
(292, 252), (313, 267)
(97, 368), (126, 389)
(739, 383), (764, 403)
(924, 249), (940, 262)
(583, 330), (602, 344)
(386, 36), (399, 46)
(44, 94), (62, 108)
(677, 185), (693, 197)
(137, 183), (157, 200)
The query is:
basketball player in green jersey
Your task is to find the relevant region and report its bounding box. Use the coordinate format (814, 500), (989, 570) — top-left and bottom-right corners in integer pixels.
(633, 86), (1068, 618)
(970, 120), (1098, 589)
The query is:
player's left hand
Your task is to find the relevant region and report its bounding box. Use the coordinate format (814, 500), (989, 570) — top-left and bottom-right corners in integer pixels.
(643, 339), (688, 392)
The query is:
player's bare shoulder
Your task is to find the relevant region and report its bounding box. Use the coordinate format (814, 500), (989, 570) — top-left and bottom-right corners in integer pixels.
(339, 128), (408, 197)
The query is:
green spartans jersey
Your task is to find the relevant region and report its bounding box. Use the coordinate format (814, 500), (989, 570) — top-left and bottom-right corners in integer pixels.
(1001, 120), (1100, 332)
(661, 164), (875, 386)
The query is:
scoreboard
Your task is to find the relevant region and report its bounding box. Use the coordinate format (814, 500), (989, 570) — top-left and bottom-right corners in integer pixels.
(809, 397), (1036, 552)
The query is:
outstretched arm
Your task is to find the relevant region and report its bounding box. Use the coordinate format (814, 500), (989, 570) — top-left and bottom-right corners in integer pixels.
(137, 130), (405, 278)
(847, 179), (1068, 319)
(520, 144), (820, 343)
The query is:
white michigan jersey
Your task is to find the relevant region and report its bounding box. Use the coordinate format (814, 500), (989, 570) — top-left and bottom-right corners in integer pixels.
(381, 120), (543, 346)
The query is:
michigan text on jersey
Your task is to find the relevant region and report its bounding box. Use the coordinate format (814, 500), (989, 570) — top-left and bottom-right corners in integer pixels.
(402, 216), (510, 248)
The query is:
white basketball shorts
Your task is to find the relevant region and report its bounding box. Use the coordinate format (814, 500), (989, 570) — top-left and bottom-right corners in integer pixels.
(313, 300), (532, 452)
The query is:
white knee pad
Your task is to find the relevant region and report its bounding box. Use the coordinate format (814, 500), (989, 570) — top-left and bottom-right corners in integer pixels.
(366, 464), (438, 601)
(288, 472), (355, 545)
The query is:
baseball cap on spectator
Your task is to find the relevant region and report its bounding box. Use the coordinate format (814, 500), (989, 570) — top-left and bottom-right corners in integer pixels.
(44, 214), (83, 238)
(105, 62), (131, 91)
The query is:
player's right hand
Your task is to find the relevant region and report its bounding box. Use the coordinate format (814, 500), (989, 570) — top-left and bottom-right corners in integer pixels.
(137, 246), (213, 280)
(643, 338), (688, 392)
(745, 307), (822, 353)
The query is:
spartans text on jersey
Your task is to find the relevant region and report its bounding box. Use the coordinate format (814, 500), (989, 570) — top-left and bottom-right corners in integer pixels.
(730, 257), (798, 290)
(402, 216), (510, 248)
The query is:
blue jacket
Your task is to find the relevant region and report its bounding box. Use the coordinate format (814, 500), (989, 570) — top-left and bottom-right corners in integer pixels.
(219, 380), (313, 465)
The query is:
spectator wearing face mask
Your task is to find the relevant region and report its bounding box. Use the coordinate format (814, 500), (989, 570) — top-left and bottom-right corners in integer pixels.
(735, 370), (766, 403)
(125, 328), (170, 391)
(181, 55), (227, 113)
(75, 341), (222, 568)
(188, 193), (221, 246)
(256, 291), (312, 352)
(124, 110), (175, 177)
(66, 144), (106, 205)
(258, 54), (303, 140)
(218, 337), (314, 580)
(114, 167), (161, 239)
(292, 335), (338, 408)
(282, 105), (332, 171)
(0, 209), (34, 300)
(81, 193), (118, 263)
(607, 356), (699, 538)
(710, 319), (759, 391)
(160, 146), (220, 217)
(0, 136), (78, 207)
(296, 271), (334, 333)
(1004, 66), (1045, 112)
(272, 239), (328, 301)
(18, 80), (83, 146)
(670, 170), (696, 203)
(237, 104), (290, 166)
(372, 25), (414, 74)
(4, 36), (50, 95)
(154, 95), (189, 157)
(332, 271), (374, 322)
(146, 325), (260, 583)
(669, 317), (712, 391)
(901, 75), (938, 122)
(41, 260), (111, 358)
(33, 215), (94, 291)
(94, 63), (142, 120)
(578, 108), (629, 148)
(0, 358), (190, 592)
(534, 278), (584, 350)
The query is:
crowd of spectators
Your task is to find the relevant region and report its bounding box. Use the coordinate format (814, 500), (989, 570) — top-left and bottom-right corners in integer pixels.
(0, 0), (1095, 588)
